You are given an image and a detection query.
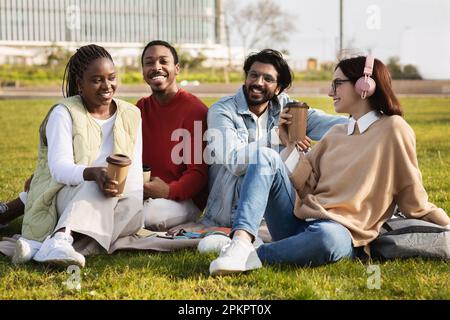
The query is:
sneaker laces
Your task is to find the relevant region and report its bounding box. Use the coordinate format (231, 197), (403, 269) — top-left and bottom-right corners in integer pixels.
(219, 239), (250, 258)
(52, 231), (74, 246)
(219, 241), (234, 256)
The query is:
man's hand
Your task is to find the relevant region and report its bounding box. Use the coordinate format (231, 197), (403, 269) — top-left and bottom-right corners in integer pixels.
(278, 107), (292, 147)
(278, 107), (312, 152)
(143, 177), (170, 200)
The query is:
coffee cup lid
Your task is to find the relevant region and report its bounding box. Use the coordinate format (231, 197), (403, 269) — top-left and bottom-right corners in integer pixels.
(286, 102), (309, 109)
(106, 154), (131, 167)
(143, 164), (152, 171)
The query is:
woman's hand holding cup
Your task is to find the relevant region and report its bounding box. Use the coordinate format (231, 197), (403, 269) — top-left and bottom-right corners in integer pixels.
(84, 167), (119, 197)
(295, 136), (312, 152)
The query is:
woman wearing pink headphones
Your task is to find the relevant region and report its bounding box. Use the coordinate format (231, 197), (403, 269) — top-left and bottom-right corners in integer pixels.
(206, 55), (450, 275)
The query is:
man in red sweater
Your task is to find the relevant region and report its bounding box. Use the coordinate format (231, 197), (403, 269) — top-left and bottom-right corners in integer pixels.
(136, 40), (208, 231)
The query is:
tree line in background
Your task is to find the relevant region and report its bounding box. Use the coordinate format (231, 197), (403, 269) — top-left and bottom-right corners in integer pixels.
(386, 57), (422, 80)
(0, 50), (423, 87)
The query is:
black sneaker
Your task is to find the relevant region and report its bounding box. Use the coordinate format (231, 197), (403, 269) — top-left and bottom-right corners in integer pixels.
(0, 202), (8, 228)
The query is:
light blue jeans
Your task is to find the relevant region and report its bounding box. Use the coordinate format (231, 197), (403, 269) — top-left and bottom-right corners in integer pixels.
(232, 147), (358, 267)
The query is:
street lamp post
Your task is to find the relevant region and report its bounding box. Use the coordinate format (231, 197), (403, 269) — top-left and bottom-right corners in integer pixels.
(339, 0), (343, 54)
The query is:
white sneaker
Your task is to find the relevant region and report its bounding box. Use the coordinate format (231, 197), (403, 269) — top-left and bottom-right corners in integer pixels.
(209, 238), (262, 275)
(198, 234), (264, 254)
(33, 232), (85, 268)
(198, 234), (231, 254)
(12, 237), (41, 264)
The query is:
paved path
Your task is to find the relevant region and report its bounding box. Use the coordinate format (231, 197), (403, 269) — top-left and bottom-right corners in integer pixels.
(1, 81), (450, 99)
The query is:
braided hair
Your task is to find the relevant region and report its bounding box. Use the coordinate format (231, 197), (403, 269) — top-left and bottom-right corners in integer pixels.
(62, 44), (113, 98)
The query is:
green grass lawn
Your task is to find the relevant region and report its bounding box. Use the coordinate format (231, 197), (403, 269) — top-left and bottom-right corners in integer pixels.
(0, 96), (449, 300)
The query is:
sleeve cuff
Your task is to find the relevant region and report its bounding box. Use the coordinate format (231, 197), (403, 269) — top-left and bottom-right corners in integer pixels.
(75, 165), (87, 184)
(290, 153), (313, 191)
(284, 148), (300, 175)
(167, 181), (181, 200)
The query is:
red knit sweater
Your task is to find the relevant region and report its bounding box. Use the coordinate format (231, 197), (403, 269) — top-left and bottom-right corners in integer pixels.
(136, 89), (209, 210)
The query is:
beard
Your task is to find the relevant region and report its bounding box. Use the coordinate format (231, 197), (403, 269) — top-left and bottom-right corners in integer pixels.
(244, 85), (276, 107)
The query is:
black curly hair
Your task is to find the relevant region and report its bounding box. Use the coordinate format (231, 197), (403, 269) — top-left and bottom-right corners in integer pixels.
(243, 49), (293, 94)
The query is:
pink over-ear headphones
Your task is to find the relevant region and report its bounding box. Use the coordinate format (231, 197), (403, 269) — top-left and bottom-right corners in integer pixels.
(355, 55), (376, 99)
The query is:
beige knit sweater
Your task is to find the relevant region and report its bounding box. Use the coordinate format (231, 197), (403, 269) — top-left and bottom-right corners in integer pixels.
(291, 115), (450, 247)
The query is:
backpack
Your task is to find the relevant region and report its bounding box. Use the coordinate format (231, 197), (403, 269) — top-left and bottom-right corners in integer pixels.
(370, 216), (450, 260)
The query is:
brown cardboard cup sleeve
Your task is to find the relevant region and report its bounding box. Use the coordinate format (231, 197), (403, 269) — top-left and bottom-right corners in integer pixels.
(106, 154), (132, 196)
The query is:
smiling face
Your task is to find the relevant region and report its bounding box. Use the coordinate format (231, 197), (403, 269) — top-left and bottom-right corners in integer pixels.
(142, 45), (180, 96)
(77, 57), (117, 109)
(328, 67), (362, 115)
(244, 61), (281, 108)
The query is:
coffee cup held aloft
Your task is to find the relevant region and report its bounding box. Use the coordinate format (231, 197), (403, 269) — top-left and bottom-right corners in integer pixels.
(106, 154), (132, 196)
(286, 102), (309, 142)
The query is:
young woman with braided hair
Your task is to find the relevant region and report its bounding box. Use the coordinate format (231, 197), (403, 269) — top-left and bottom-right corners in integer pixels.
(0, 47), (118, 227)
(5, 44), (143, 267)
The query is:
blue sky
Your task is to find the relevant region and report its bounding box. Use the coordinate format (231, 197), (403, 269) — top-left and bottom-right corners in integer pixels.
(231, 0), (450, 79)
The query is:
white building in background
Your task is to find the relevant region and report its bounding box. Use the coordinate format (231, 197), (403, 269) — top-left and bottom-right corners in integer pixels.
(0, 0), (241, 67)
(0, 46), (44, 65)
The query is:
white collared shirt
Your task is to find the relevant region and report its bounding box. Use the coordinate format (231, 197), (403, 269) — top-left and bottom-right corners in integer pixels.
(347, 110), (382, 135)
(250, 107), (269, 140)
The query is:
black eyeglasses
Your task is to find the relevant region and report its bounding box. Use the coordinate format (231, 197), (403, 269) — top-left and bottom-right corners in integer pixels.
(247, 70), (278, 84)
(331, 79), (351, 94)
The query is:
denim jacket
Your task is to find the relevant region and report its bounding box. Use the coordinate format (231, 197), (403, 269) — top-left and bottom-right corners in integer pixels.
(201, 86), (348, 227)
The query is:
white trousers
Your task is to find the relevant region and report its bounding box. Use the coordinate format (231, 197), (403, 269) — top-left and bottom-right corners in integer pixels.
(55, 181), (144, 252)
(19, 189), (197, 234)
(143, 198), (201, 231)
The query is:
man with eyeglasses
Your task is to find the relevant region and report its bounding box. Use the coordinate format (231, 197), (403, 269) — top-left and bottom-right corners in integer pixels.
(200, 49), (348, 248)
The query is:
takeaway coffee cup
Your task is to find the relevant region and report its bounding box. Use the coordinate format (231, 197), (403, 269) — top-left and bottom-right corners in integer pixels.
(143, 164), (152, 183)
(106, 154), (132, 196)
(286, 101), (309, 142)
